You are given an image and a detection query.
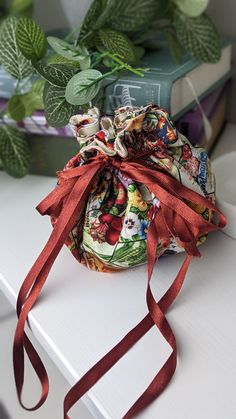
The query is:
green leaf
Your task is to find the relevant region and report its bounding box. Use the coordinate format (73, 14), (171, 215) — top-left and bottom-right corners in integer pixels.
(94, 0), (158, 32)
(34, 63), (75, 87)
(30, 79), (45, 104)
(47, 37), (78, 59)
(43, 82), (77, 127)
(22, 80), (45, 114)
(0, 126), (31, 177)
(174, 11), (221, 63)
(92, 85), (105, 110)
(9, 0), (33, 17)
(173, 0), (209, 17)
(21, 94), (42, 115)
(47, 36), (91, 69)
(65, 69), (102, 106)
(0, 0), (6, 8)
(0, 0), (7, 15)
(0, 17), (33, 79)
(16, 17), (47, 61)
(8, 94), (26, 121)
(99, 28), (137, 65)
(75, 55), (91, 71)
(25, 80), (45, 112)
(7, 82), (45, 121)
(80, 0), (103, 38)
(80, 31), (101, 50)
(164, 29), (183, 63)
(47, 53), (80, 67)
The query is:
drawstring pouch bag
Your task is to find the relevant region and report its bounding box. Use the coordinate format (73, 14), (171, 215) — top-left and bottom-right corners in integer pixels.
(13, 104), (226, 419)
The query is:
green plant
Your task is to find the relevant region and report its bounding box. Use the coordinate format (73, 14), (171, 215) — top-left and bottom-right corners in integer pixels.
(0, 0), (220, 177)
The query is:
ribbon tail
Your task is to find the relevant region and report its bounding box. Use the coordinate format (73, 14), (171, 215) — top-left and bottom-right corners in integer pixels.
(123, 254), (191, 418)
(63, 160), (224, 418)
(63, 315), (153, 419)
(123, 212), (178, 418)
(63, 213), (191, 419)
(13, 162), (103, 411)
(13, 156), (226, 417)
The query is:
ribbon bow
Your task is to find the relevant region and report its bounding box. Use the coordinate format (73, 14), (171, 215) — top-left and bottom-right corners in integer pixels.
(13, 153), (226, 419)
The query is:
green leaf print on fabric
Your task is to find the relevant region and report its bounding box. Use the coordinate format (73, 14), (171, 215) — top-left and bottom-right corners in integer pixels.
(111, 241), (147, 265)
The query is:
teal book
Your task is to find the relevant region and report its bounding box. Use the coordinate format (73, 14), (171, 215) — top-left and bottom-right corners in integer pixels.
(104, 41), (232, 119)
(0, 41), (232, 119)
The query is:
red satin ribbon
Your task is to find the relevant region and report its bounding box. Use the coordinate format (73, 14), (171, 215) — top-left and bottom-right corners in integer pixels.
(13, 154), (226, 418)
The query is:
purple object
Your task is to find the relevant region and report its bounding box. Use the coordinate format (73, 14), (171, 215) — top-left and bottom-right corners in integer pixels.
(0, 100), (74, 138)
(176, 82), (228, 145)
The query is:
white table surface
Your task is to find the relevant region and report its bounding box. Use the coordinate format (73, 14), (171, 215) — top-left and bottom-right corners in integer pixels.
(1, 128), (236, 419)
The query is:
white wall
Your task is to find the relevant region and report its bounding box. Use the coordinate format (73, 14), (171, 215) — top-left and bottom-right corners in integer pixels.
(207, 0), (236, 122)
(33, 0), (92, 30)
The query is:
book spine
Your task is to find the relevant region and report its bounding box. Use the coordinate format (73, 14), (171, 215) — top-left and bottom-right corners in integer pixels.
(173, 70), (233, 121)
(103, 76), (173, 115)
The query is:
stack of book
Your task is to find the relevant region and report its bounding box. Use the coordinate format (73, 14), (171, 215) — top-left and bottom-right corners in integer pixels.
(0, 39), (232, 176)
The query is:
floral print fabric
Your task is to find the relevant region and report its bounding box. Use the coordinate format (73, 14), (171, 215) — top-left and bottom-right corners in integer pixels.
(58, 104), (215, 272)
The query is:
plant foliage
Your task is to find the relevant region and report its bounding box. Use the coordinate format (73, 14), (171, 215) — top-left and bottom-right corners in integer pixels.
(0, 0), (221, 178)
(16, 17), (47, 61)
(0, 17), (33, 78)
(174, 11), (221, 63)
(43, 83), (77, 128)
(0, 126), (31, 177)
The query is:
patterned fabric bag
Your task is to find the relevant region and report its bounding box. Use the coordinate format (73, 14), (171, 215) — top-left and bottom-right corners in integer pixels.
(13, 104), (226, 418)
